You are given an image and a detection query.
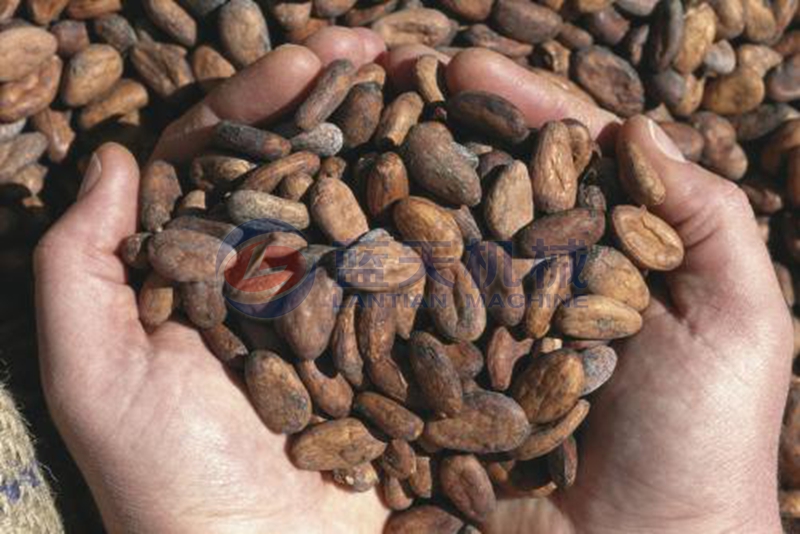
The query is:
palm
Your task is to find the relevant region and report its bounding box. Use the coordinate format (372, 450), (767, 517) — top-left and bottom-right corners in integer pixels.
(82, 283), (388, 533)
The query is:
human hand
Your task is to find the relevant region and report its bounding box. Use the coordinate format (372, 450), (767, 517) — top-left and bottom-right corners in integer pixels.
(35, 28), (391, 534)
(35, 33), (792, 534)
(429, 48), (791, 534)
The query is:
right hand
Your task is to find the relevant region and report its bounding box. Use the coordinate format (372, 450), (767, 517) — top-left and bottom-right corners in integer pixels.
(435, 48), (791, 534)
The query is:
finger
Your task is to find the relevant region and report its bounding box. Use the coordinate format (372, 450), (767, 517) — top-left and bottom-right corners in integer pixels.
(382, 44), (451, 91)
(304, 26), (385, 66)
(352, 27), (387, 61)
(152, 45), (321, 163)
(619, 116), (791, 347)
(445, 48), (619, 142)
(153, 28), (380, 163)
(35, 144), (146, 376)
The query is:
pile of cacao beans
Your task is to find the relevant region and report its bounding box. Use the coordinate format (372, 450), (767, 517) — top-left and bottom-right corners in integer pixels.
(126, 47), (688, 529)
(0, 0), (798, 531)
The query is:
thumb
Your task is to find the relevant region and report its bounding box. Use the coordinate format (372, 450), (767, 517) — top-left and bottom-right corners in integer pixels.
(46, 142), (141, 256)
(618, 117), (786, 320)
(35, 143), (144, 384)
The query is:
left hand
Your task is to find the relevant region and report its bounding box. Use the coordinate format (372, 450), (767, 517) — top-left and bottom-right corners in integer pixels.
(35, 28), (392, 534)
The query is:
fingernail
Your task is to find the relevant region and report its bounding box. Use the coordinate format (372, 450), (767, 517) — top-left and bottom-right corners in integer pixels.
(646, 117), (685, 163)
(78, 152), (102, 199)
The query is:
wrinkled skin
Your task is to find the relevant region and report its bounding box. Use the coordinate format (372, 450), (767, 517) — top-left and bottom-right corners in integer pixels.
(36, 35), (788, 534)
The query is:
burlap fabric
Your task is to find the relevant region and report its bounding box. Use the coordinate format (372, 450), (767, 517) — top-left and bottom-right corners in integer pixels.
(0, 383), (63, 533)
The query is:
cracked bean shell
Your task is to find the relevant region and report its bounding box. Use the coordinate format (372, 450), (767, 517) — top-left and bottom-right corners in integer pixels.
(290, 417), (386, 471)
(611, 205), (684, 271)
(530, 121), (578, 213)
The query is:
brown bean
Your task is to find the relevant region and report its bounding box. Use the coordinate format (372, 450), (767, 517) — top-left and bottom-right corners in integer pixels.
(148, 228), (228, 282)
(295, 59), (355, 131)
(548, 434), (578, 488)
(227, 190), (310, 228)
(439, 454), (496, 522)
(446, 90), (529, 144)
(511, 399), (589, 460)
(384, 505), (463, 534)
(140, 160), (182, 233)
(409, 331), (464, 417)
(612, 205), (685, 271)
(530, 121), (578, 213)
(67, 0), (122, 19)
(213, 121), (291, 161)
(180, 280), (226, 329)
(296, 359), (354, 419)
(354, 391), (424, 441)
(616, 139), (666, 207)
(143, 0), (198, 47)
(577, 246), (649, 311)
(61, 44), (123, 107)
(394, 196), (464, 265)
(243, 152), (321, 193)
(402, 122), (482, 206)
(554, 294), (643, 339)
(130, 41), (195, 100)
(0, 55), (62, 123)
(511, 349), (584, 423)
(290, 417), (386, 470)
(191, 45), (236, 93)
(0, 26), (57, 82)
(78, 79), (149, 131)
(332, 82), (384, 148)
(31, 108), (75, 163)
(201, 323), (248, 369)
(138, 271), (175, 328)
(486, 327), (533, 391)
(427, 262), (487, 342)
(518, 208), (606, 259)
(309, 176), (369, 244)
(645, 0), (683, 71)
(580, 344), (618, 394)
(274, 267), (341, 360)
(245, 350), (313, 434)
(219, 0), (271, 67)
(372, 8), (455, 48)
(463, 23), (533, 58)
(491, 0), (562, 45)
(423, 391), (531, 453)
(573, 46), (644, 117)
(332, 462), (379, 492)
